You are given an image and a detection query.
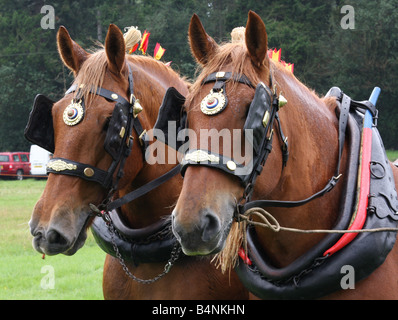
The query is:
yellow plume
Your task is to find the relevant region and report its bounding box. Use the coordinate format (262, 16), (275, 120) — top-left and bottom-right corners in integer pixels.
(123, 26), (142, 54)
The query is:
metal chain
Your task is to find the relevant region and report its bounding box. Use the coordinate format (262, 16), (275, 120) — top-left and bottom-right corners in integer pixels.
(102, 210), (182, 284)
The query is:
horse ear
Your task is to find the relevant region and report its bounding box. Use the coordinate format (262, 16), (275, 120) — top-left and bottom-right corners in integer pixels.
(245, 11), (268, 68)
(105, 24), (126, 75)
(188, 14), (218, 65)
(57, 26), (89, 74)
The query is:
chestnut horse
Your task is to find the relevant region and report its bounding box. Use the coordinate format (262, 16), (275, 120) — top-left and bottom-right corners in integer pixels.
(172, 11), (398, 299)
(27, 24), (247, 299)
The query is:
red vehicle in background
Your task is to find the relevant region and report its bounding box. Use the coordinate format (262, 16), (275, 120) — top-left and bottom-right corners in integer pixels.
(0, 152), (30, 180)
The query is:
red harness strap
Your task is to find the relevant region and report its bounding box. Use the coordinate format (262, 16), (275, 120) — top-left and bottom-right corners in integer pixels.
(323, 111), (373, 256)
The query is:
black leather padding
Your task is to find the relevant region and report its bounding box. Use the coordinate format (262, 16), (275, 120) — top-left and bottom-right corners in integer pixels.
(243, 83), (272, 155)
(24, 94), (55, 153)
(91, 209), (177, 266)
(154, 87), (186, 149)
(104, 103), (129, 160)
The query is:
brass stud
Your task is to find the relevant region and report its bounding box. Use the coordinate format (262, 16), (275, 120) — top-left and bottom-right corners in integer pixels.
(278, 94), (288, 108)
(84, 167), (95, 177)
(226, 160), (237, 171)
(262, 110), (270, 128)
(133, 100), (143, 118)
(119, 127), (126, 139)
(111, 93), (118, 100)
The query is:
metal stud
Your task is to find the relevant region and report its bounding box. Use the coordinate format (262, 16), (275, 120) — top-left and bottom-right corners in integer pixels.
(278, 94), (288, 108)
(84, 167), (95, 177)
(226, 160), (237, 171)
(262, 110), (270, 128)
(133, 100), (143, 118)
(119, 127), (126, 139)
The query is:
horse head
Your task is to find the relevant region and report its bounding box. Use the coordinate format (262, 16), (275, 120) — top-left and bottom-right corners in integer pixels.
(28, 24), (183, 256)
(172, 11), (284, 256)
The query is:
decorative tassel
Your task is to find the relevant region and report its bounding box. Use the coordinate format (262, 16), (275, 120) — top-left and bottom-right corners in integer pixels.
(123, 26), (142, 54)
(211, 220), (246, 274)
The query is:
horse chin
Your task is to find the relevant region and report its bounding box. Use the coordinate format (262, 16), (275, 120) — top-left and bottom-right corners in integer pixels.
(175, 220), (231, 257)
(62, 227), (88, 256)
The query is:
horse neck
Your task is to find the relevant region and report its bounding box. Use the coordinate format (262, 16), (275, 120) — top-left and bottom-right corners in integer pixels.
(253, 64), (346, 267)
(117, 57), (187, 228)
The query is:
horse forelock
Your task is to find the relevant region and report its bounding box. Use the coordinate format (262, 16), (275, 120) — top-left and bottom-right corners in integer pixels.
(73, 50), (108, 106)
(73, 51), (187, 114)
(187, 42), (270, 107)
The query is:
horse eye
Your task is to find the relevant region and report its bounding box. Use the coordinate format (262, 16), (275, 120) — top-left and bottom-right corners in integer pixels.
(243, 103), (251, 119)
(103, 117), (111, 132)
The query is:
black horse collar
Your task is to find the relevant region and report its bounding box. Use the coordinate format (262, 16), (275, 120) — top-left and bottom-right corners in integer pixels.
(235, 87), (398, 299)
(91, 208), (178, 266)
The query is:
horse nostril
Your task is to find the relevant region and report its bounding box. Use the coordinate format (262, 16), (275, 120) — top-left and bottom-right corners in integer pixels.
(201, 212), (221, 242)
(46, 230), (67, 245)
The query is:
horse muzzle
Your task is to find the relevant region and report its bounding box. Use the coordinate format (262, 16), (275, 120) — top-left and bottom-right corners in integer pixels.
(29, 210), (90, 256)
(172, 208), (229, 256)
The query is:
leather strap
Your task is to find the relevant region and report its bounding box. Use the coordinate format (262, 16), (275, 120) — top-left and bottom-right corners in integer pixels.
(237, 88), (361, 215)
(47, 157), (111, 186)
(202, 72), (255, 88)
(107, 164), (181, 211)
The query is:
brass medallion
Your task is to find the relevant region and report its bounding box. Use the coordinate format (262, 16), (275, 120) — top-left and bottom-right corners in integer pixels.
(63, 100), (84, 126)
(200, 91), (226, 115)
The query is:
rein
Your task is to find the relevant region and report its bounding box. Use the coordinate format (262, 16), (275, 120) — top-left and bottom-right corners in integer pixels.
(238, 207), (398, 236)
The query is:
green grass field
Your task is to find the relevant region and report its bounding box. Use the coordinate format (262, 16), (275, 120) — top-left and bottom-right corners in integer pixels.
(386, 150), (398, 162)
(1, 150), (397, 300)
(0, 179), (106, 300)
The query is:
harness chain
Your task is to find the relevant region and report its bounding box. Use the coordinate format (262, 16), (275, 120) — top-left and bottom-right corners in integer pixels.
(101, 210), (182, 284)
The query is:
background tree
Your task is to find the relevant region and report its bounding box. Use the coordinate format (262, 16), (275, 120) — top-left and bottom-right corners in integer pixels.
(0, 0), (397, 150)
